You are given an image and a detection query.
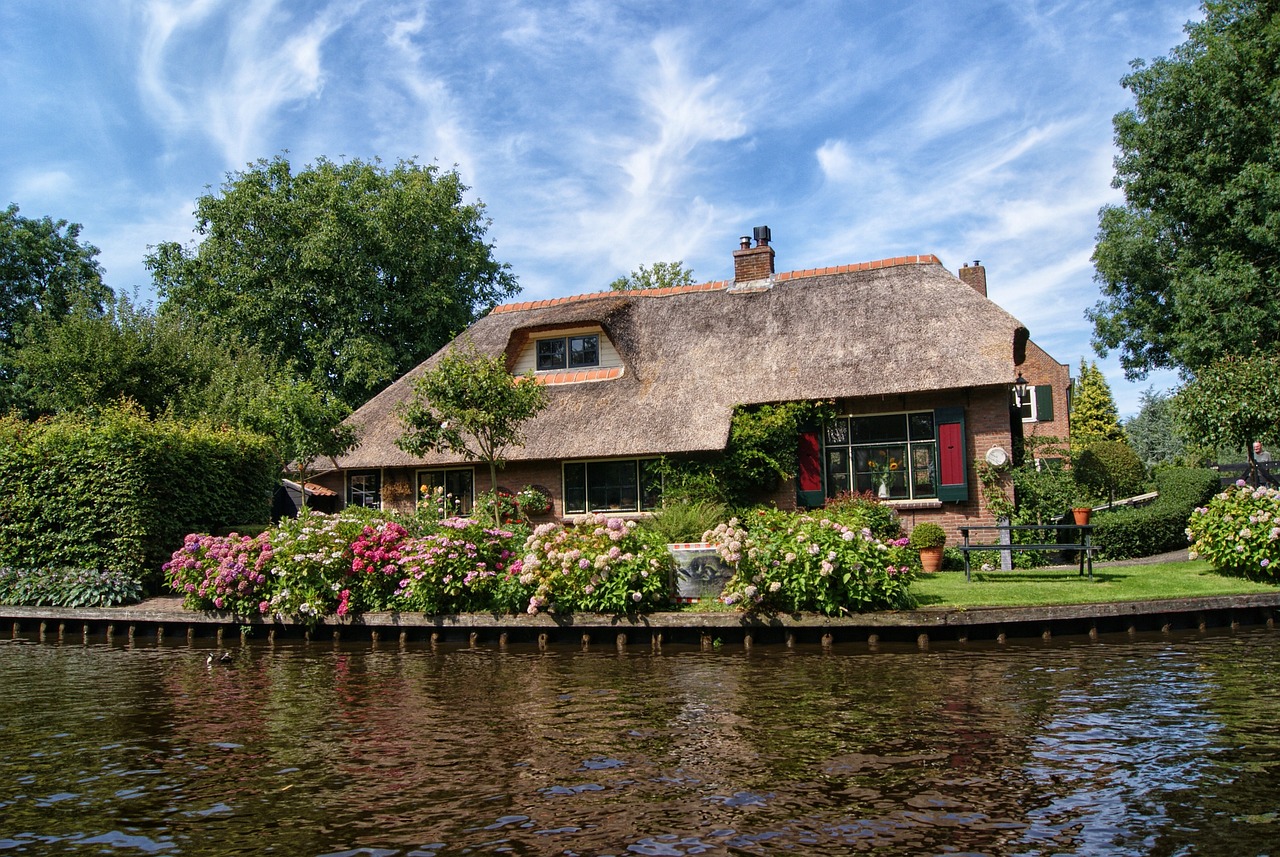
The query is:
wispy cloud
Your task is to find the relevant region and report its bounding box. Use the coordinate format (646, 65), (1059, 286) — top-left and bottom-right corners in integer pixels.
(137, 0), (353, 167)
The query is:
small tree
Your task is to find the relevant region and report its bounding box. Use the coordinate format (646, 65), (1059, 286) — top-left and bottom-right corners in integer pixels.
(1173, 352), (1280, 476)
(1071, 359), (1125, 455)
(245, 379), (358, 507)
(396, 340), (549, 524)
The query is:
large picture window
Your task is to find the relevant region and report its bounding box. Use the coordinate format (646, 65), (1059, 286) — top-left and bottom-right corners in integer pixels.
(537, 334), (599, 371)
(563, 459), (662, 514)
(347, 470), (382, 509)
(823, 413), (938, 500)
(417, 468), (474, 516)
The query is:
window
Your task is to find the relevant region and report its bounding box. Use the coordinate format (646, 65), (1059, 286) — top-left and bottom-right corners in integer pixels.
(537, 334), (599, 371)
(417, 468), (474, 516)
(347, 470), (382, 509)
(1015, 385), (1055, 423)
(563, 459), (662, 514)
(823, 413), (938, 501)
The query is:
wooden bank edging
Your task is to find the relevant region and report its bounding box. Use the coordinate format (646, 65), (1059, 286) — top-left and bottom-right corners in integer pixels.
(4, 593), (1280, 649)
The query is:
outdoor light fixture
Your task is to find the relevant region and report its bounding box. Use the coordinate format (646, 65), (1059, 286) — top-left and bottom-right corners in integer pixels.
(1013, 372), (1029, 407)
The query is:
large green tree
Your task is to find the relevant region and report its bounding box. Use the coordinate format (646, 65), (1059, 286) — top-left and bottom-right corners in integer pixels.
(1088, 0), (1280, 379)
(148, 155), (519, 409)
(1123, 388), (1186, 469)
(1, 204), (113, 406)
(397, 340), (548, 524)
(609, 261), (696, 291)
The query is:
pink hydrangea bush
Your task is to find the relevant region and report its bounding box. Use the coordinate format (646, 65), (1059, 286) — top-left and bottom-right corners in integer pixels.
(163, 531), (274, 614)
(392, 518), (524, 614)
(1187, 481), (1280, 579)
(349, 519), (410, 612)
(519, 515), (672, 615)
(706, 508), (916, 615)
(263, 509), (371, 621)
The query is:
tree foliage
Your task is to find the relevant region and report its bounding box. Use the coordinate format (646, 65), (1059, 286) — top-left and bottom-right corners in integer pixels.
(1074, 440), (1148, 503)
(148, 155), (518, 409)
(1089, 0), (1280, 379)
(0, 204), (112, 407)
(396, 340), (549, 523)
(1173, 352), (1280, 462)
(1123, 387), (1187, 469)
(609, 260), (696, 291)
(1071, 360), (1126, 455)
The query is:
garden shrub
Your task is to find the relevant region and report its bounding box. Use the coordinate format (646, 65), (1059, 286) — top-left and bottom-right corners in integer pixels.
(395, 519), (524, 614)
(639, 500), (731, 544)
(1187, 482), (1280, 579)
(1090, 467), (1220, 560)
(0, 407), (274, 590)
(164, 531), (274, 614)
(1074, 440), (1147, 502)
(821, 491), (903, 541)
(705, 508), (915, 615)
(263, 508), (376, 620)
(0, 567), (145, 608)
(519, 515), (673, 615)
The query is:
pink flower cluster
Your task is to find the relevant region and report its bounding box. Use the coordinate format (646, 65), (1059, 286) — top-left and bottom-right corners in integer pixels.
(351, 521), (409, 577)
(163, 531), (274, 614)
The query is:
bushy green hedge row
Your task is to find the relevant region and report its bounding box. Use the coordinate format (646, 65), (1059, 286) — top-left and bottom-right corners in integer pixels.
(0, 407), (276, 590)
(1091, 467), (1220, 560)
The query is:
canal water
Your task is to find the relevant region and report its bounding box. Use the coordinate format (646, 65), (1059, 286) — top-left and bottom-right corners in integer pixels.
(2, 630), (1279, 856)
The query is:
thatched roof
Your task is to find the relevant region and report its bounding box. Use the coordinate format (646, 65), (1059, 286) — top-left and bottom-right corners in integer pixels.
(336, 255), (1029, 468)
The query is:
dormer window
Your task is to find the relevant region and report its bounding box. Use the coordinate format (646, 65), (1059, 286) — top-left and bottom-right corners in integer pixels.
(537, 334), (599, 371)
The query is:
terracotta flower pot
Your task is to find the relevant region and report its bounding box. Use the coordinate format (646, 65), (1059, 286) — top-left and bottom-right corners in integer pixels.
(919, 546), (944, 573)
(1072, 507), (1092, 526)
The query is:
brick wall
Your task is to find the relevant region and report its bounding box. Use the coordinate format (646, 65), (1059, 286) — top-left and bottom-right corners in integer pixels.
(1019, 340), (1071, 451)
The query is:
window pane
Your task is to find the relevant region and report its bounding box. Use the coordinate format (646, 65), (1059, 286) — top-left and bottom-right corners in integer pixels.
(852, 414), (907, 443)
(537, 338), (566, 371)
(349, 471), (381, 509)
(446, 470), (474, 514)
(639, 459), (663, 511)
(910, 445), (937, 497)
(563, 463), (586, 514)
(856, 445), (906, 496)
(909, 412), (935, 441)
(587, 460), (639, 511)
(568, 334), (599, 368)
(825, 448), (850, 496)
(824, 418), (850, 445)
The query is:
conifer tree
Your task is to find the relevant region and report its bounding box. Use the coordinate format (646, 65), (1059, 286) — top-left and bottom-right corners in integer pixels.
(1071, 360), (1126, 456)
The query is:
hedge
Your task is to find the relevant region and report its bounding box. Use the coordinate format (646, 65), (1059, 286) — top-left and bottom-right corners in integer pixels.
(1090, 467), (1221, 560)
(0, 407), (275, 590)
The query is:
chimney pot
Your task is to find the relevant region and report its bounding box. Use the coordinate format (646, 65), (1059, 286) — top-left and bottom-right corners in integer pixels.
(733, 227), (776, 283)
(740, 236), (752, 250)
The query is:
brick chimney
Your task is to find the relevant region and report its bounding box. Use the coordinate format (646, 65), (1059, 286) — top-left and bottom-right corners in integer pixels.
(733, 225), (775, 283)
(959, 260), (987, 296)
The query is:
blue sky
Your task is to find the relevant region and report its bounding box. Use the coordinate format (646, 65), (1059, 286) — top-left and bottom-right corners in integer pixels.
(2, 0), (1201, 417)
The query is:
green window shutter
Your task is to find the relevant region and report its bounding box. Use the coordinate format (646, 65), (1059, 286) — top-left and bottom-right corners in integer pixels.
(1034, 385), (1054, 421)
(935, 407), (968, 502)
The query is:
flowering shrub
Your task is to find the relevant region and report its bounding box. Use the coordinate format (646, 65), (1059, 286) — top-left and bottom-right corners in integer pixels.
(265, 509), (372, 621)
(350, 520), (410, 611)
(822, 491), (903, 541)
(1187, 481), (1280, 579)
(519, 515), (673, 615)
(395, 518), (522, 614)
(706, 509), (916, 615)
(164, 531), (274, 614)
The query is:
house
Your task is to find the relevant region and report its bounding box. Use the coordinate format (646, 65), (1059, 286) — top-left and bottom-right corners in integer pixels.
(314, 229), (1071, 536)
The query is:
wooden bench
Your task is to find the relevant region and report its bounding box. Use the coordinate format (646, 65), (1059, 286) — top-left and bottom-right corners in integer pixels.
(958, 524), (1097, 582)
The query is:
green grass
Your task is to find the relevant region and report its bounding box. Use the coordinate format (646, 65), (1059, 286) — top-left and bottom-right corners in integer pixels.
(911, 560), (1279, 609)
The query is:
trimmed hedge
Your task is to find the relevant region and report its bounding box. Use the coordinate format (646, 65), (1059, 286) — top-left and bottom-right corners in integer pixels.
(1090, 467), (1221, 560)
(0, 407), (275, 590)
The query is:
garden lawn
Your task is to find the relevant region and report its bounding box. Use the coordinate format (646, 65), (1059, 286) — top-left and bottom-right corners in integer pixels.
(912, 560), (1280, 609)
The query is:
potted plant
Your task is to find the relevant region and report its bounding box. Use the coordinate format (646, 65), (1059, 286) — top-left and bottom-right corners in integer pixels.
(1071, 489), (1094, 525)
(908, 522), (947, 573)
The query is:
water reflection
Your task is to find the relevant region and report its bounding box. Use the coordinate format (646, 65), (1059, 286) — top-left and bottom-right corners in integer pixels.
(2, 630), (1279, 855)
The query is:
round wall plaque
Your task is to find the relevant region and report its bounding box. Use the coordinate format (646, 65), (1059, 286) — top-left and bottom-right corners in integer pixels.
(985, 446), (1009, 466)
